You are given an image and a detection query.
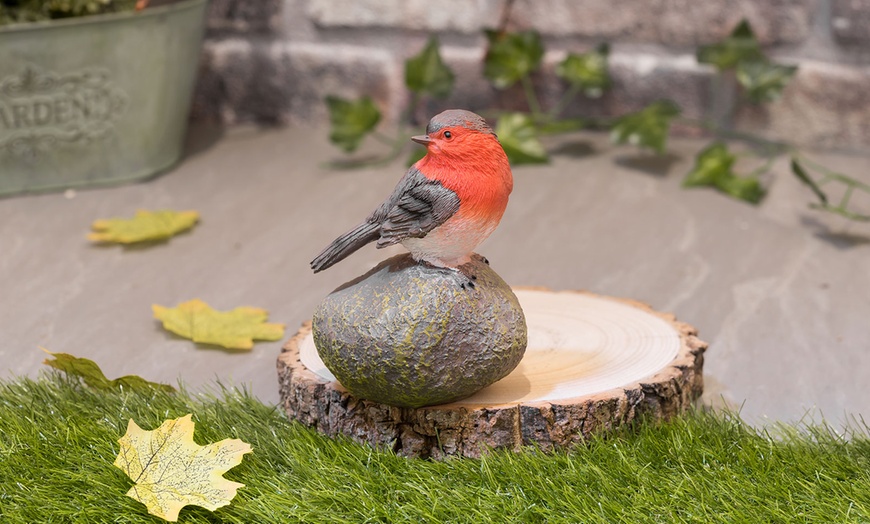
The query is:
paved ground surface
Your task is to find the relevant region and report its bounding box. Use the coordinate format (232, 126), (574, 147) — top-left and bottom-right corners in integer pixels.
(2, 124), (869, 428)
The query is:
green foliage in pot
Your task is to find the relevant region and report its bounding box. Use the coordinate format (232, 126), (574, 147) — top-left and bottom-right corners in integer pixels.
(0, 0), (140, 26)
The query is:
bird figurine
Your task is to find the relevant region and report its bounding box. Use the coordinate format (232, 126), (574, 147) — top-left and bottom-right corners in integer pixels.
(311, 109), (513, 288)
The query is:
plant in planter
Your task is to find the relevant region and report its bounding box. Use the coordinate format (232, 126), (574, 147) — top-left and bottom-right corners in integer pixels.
(0, 0), (208, 196)
(0, 0), (140, 25)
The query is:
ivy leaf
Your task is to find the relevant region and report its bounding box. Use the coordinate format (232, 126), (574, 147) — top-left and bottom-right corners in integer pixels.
(152, 299), (285, 350)
(716, 172), (766, 203)
(791, 158), (828, 205)
(494, 112), (549, 164)
(405, 36), (455, 98)
(556, 43), (611, 98)
(42, 349), (175, 393)
(697, 19), (763, 70)
(483, 29), (544, 89)
(683, 142), (765, 204)
(114, 414), (252, 522)
(610, 100), (681, 154)
(325, 95), (381, 153)
(683, 142), (736, 187)
(737, 60), (797, 103)
(88, 210), (199, 245)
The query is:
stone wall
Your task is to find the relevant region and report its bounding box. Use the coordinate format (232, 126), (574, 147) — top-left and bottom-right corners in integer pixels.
(194, 0), (870, 149)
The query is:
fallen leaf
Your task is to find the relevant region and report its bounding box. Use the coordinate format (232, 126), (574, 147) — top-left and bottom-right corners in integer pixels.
(88, 210), (199, 244)
(114, 414), (252, 522)
(152, 299), (285, 350)
(42, 349), (175, 393)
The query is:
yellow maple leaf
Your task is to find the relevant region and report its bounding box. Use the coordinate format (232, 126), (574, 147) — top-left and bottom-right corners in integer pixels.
(152, 299), (285, 350)
(114, 414), (252, 522)
(88, 209), (199, 244)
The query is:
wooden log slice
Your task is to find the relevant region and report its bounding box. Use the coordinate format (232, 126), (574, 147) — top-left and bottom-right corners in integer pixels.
(277, 289), (707, 459)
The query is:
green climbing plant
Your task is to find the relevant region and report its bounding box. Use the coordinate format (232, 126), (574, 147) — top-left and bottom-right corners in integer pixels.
(323, 36), (455, 168)
(682, 143), (766, 204)
(689, 20), (868, 221)
(791, 158), (870, 222)
(323, 15), (868, 225)
(676, 20), (797, 203)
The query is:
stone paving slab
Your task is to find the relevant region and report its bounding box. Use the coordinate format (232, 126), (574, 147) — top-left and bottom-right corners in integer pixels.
(1, 124), (868, 427)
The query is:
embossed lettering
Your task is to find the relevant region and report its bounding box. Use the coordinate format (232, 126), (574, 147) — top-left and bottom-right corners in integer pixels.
(0, 96), (119, 129)
(12, 104), (31, 127)
(0, 105), (10, 129)
(33, 100), (52, 126)
(0, 65), (128, 157)
(54, 98), (69, 125)
(70, 96), (90, 120)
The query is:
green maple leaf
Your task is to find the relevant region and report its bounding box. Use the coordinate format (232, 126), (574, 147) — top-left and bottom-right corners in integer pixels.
(697, 19), (763, 70)
(610, 101), (681, 154)
(42, 349), (175, 393)
(483, 29), (544, 89)
(325, 95), (381, 153)
(494, 112), (548, 164)
(737, 60), (797, 103)
(683, 142), (765, 204)
(556, 43), (611, 98)
(88, 210), (199, 244)
(405, 36), (455, 98)
(152, 299), (285, 350)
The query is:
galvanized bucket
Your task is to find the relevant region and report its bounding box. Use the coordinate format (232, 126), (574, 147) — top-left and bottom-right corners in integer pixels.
(0, 0), (207, 196)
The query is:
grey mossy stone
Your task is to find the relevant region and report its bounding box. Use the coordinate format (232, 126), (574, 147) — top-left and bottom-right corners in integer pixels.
(312, 254), (527, 408)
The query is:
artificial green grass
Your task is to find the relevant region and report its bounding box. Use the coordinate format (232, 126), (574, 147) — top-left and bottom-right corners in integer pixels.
(1, 375), (869, 523)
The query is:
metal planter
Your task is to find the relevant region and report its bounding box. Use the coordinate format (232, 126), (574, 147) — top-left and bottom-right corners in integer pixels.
(0, 0), (207, 196)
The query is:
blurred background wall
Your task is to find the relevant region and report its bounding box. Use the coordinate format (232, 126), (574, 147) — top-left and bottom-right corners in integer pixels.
(193, 0), (870, 150)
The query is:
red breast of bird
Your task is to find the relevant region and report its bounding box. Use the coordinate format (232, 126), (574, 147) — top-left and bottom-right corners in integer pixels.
(406, 122), (513, 268)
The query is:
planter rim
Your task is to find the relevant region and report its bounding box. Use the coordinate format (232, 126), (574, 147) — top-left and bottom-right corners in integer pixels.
(0, 0), (207, 34)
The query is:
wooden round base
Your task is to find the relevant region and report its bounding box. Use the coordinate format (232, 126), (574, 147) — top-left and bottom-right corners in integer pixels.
(277, 289), (708, 459)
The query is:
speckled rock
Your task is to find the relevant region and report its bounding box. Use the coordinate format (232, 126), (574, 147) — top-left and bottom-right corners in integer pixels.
(312, 254), (527, 408)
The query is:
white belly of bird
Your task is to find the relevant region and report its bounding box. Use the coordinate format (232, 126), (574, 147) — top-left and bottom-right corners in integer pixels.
(401, 215), (497, 268)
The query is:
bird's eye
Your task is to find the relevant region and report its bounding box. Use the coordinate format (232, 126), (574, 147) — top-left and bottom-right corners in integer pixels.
(443, 131), (452, 139)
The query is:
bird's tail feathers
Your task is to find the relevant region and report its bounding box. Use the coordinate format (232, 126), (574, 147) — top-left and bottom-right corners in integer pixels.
(310, 222), (380, 273)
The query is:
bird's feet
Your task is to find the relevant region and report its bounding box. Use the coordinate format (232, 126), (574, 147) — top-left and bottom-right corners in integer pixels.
(419, 260), (478, 290)
(471, 253), (490, 266)
(455, 269), (478, 290)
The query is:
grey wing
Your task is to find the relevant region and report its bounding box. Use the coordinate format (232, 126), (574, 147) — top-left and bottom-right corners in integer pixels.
(369, 167), (460, 248)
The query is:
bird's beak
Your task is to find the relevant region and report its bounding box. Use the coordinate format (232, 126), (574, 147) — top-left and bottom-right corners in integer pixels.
(411, 135), (433, 146)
